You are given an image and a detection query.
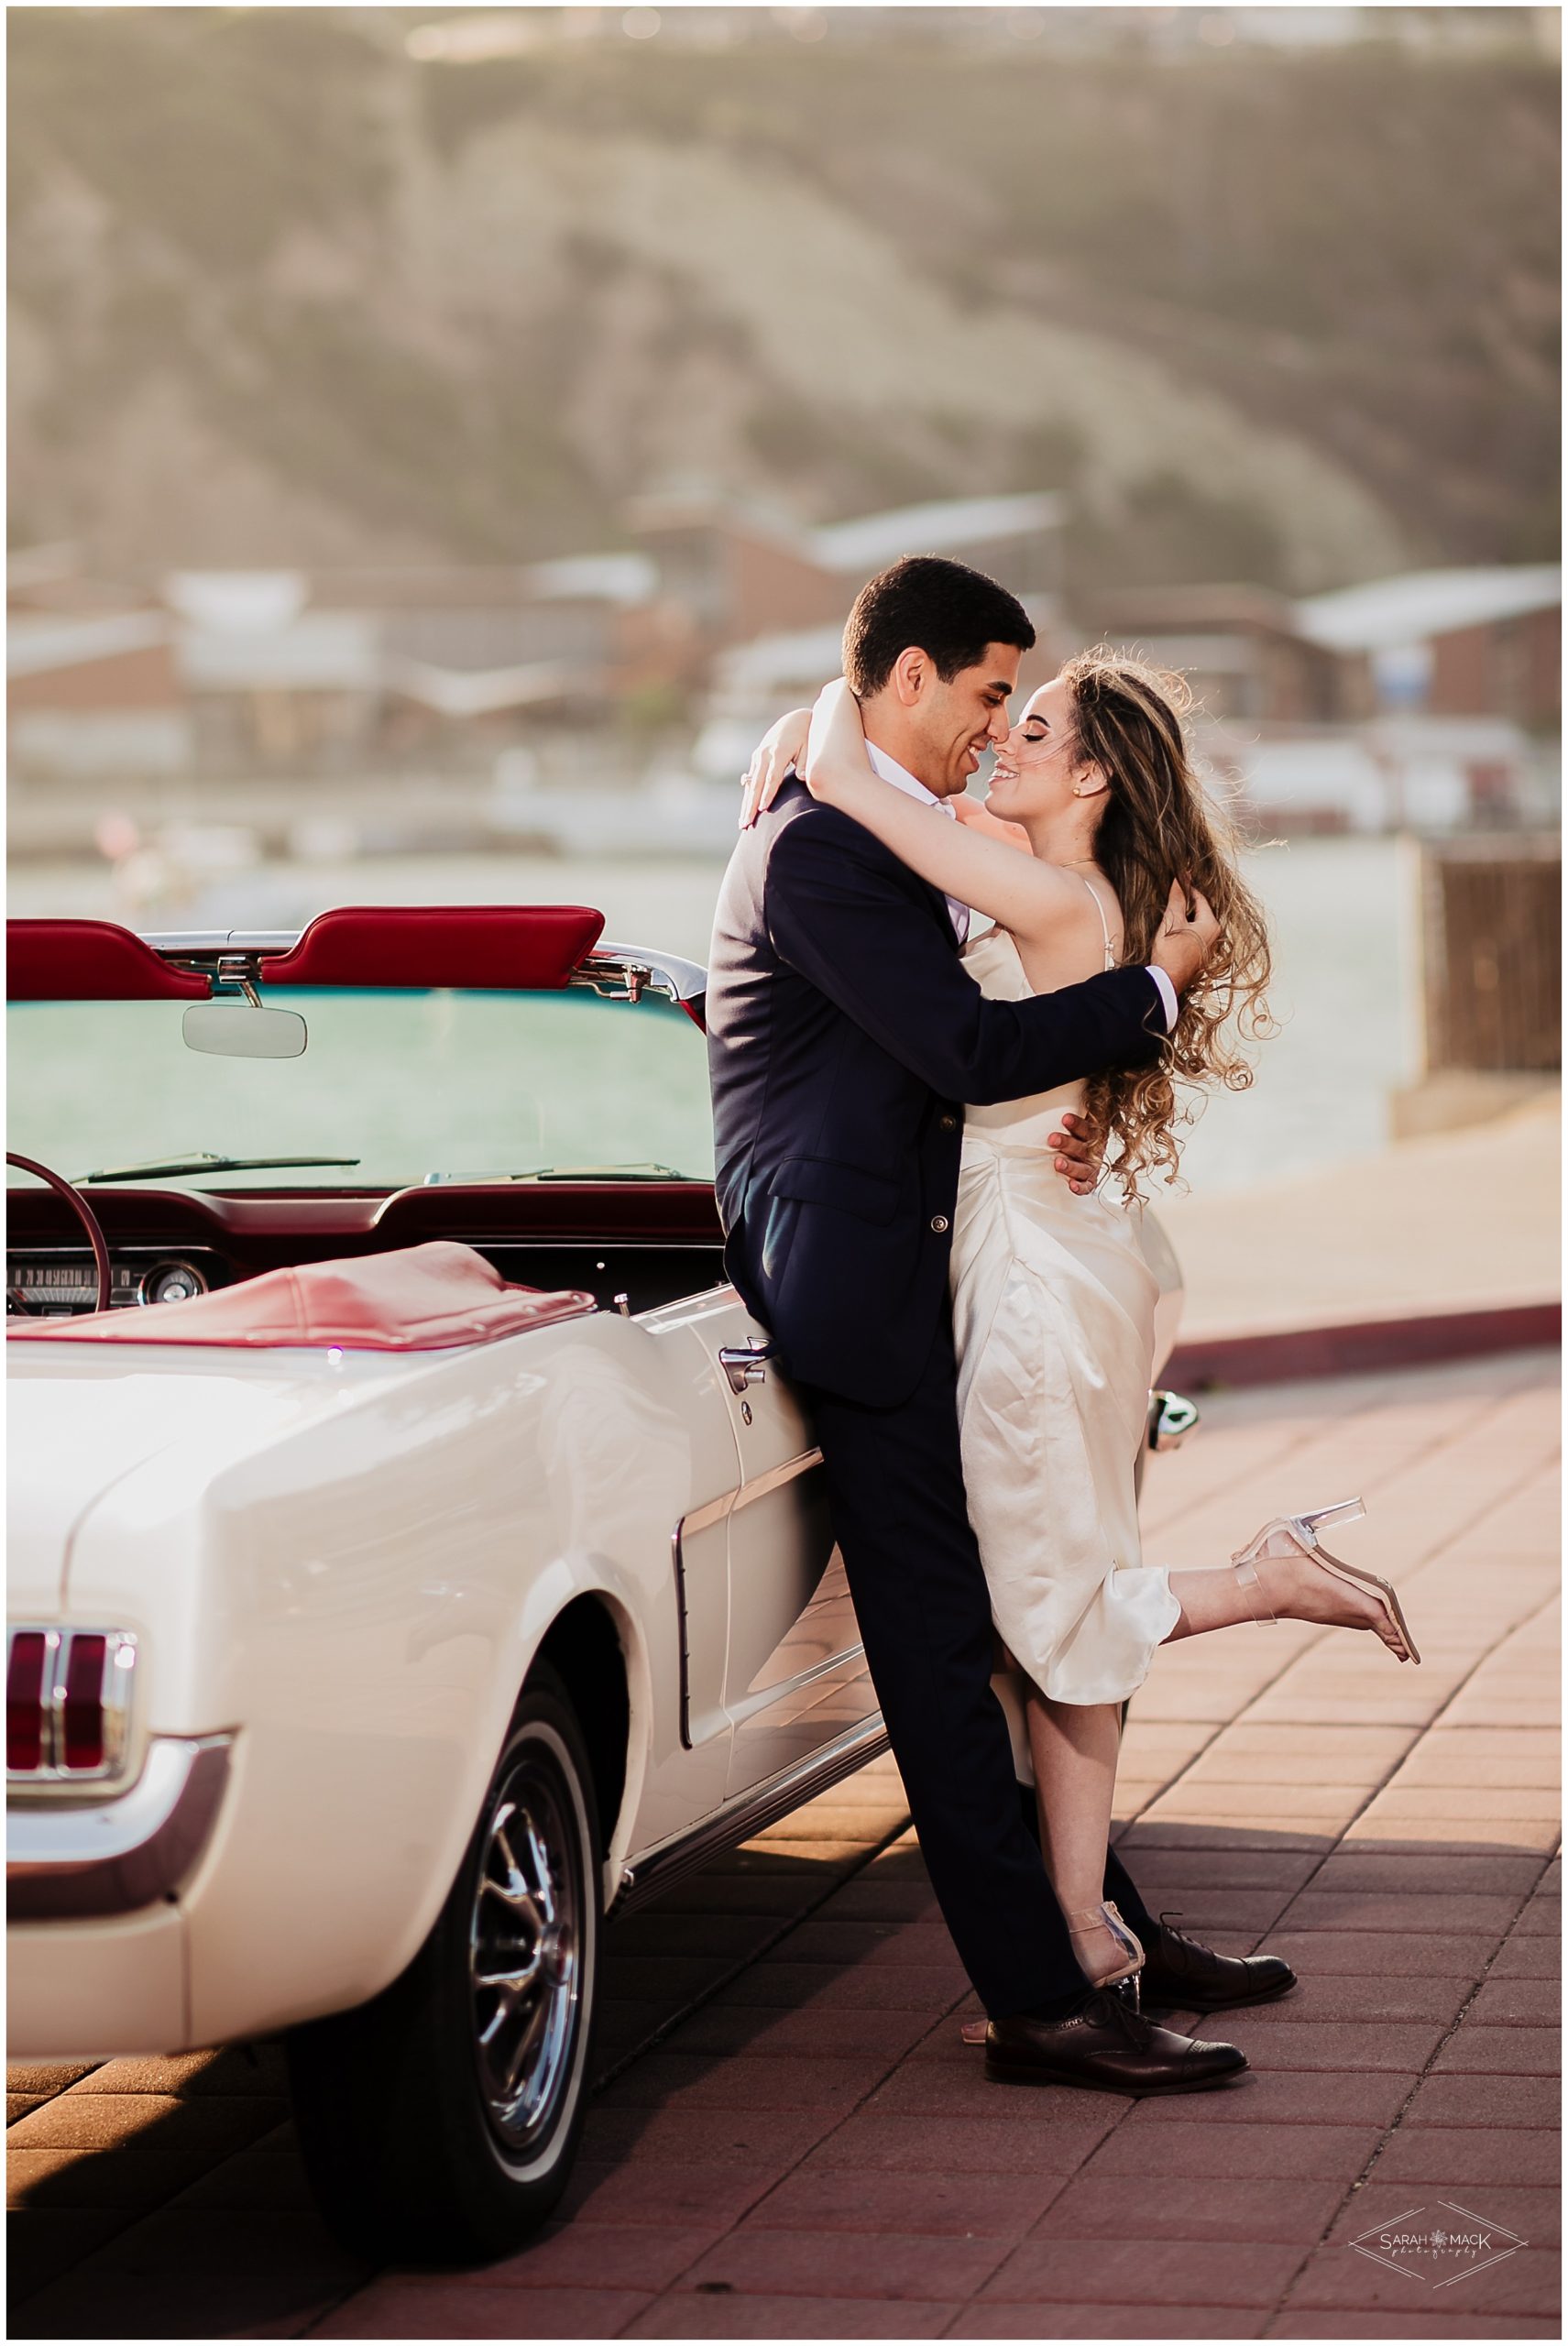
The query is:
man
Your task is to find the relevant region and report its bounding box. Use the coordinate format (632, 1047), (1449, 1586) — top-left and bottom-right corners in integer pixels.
(706, 555), (1294, 2093)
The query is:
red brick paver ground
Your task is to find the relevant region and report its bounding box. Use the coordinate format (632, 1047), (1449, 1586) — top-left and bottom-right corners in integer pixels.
(8, 1350), (1560, 2340)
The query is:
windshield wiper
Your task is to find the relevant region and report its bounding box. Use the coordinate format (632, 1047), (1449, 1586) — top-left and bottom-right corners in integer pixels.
(76, 1153), (362, 1184)
(515, 1163), (689, 1182)
(424, 1163), (689, 1185)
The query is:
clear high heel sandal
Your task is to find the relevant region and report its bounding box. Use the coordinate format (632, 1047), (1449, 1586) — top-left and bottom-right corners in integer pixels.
(1069, 1899), (1145, 1990)
(1231, 1498), (1420, 1665)
(959, 1900), (1145, 2044)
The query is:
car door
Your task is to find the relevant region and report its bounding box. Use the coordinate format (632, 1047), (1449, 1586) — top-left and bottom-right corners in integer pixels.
(673, 1286), (877, 1800)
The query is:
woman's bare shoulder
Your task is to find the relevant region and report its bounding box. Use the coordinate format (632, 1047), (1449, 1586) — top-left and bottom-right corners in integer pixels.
(1010, 857), (1113, 939)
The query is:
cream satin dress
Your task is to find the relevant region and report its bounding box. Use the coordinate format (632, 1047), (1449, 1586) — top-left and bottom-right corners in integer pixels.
(953, 893), (1182, 1713)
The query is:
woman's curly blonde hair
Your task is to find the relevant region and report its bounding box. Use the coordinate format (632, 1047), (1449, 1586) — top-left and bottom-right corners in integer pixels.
(1059, 647), (1276, 1200)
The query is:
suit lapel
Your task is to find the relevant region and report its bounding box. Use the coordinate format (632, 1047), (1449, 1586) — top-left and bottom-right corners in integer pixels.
(916, 872), (961, 950)
(777, 774), (961, 949)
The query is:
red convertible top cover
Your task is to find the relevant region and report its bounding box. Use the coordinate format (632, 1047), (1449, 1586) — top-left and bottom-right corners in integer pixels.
(6, 1243), (597, 1352)
(258, 904), (604, 989)
(7, 920), (210, 1003)
(6, 905), (606, 1000)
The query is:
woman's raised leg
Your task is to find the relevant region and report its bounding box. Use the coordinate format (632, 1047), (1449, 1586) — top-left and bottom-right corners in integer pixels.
(1164, 1522), (1415, 1661)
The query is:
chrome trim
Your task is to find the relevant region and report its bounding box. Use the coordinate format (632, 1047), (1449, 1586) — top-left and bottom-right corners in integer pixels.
(670, 1525), (695, 1753)
(568, 954), (667, 1007)
(734, 1639), (864, 1719)
(6, 1627), (138, 1786)
(596, 940), (707, 1004)
(612, 1712), (890, 1918)
(7, 1734), (232, 1919)
(718, 1341), (773, 1395)
(672, 1447), (828, 1743)
(1149, 1389), (1201, 1453)
(136, 1258), (211, 1308)
(680, 1447), (824, 1540)
(138, 930), (710, 1004)
(142, 930), (299, 954)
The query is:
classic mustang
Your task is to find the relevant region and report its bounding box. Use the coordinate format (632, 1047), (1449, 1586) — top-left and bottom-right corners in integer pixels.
(5, 904), (1195, 2260)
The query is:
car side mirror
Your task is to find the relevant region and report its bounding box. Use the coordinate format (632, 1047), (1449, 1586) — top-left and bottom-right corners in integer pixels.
(182, 1002), (308, 1059)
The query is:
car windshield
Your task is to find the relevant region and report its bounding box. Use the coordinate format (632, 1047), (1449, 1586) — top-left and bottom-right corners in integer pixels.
(7, 986), (716, 1190)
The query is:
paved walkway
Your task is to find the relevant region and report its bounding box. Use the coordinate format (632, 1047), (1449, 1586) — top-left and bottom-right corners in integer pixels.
(8, 1349), (1560, 2340)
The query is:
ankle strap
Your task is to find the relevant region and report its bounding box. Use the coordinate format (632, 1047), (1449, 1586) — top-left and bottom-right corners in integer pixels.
(1234, 1551), (1278, 1625)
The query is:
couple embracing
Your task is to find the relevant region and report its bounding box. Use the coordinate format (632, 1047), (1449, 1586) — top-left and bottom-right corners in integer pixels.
(705, 555), (1420, 2097)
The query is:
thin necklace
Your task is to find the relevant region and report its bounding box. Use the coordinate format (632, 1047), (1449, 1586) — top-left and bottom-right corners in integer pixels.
(1061, 857), (1100, 868)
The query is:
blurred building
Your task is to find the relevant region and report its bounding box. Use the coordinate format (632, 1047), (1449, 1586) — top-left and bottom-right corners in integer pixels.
(1081, 566), (1561, 835)
(627, 486), (1064, 667)
(7, 608), (192, 780)
(8, 554), (676, 785)
(1072, 585), (1353, 724)
(7, 530), (1559, 844)
(1295, 566), (1561, 729)
(663, 488), (1067, 776)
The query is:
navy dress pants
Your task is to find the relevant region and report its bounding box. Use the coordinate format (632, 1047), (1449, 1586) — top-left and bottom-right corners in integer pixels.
(804, 1313), (1151, 2019)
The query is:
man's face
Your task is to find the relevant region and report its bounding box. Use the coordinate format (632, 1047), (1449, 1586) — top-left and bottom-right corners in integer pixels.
(909, 642), (1021, 798)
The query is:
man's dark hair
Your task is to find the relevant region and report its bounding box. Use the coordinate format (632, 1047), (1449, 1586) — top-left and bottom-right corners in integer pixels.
(841, 554), (1035, 697)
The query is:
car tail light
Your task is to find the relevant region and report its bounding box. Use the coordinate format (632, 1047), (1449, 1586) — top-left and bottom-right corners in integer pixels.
(5, 1627), (137, 1785)
(7, 1633), (49, 1771)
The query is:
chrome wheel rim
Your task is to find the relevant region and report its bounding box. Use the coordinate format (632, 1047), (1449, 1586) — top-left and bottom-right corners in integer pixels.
(469, 1740), (584, 2154)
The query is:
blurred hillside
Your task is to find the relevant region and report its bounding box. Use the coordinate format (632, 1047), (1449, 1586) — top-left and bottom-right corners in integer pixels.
(8, 7), (1558, 589)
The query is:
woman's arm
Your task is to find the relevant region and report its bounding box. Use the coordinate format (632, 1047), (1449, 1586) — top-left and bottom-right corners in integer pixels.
(740, 706), (811, 829)
(803, 681), (1079, 941)
(950, 796), (1033, 853)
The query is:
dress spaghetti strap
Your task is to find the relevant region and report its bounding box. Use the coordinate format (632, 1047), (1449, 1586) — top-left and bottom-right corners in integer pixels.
(1077, 872), (1117, 970)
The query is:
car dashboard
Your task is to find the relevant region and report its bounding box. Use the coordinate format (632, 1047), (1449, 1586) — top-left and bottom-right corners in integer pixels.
(8, 1247), (226, 1317)
(5, 1181), (729, 1324)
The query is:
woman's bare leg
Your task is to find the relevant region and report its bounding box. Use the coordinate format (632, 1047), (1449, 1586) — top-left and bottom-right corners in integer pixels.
(1164, 1566), (1262, 1639)
(1165, 1551), (1400, 1648)
(1025, 1688), (1127, 1987)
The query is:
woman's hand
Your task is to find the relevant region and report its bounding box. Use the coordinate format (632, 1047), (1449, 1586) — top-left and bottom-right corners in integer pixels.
(740, 706), (812, 830)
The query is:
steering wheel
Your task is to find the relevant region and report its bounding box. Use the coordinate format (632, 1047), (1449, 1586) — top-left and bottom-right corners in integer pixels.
(6, 1153), (113, 1317)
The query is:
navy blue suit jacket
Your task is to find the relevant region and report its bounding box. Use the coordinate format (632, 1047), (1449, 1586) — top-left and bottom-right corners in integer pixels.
(706, 777), (1167, 1407)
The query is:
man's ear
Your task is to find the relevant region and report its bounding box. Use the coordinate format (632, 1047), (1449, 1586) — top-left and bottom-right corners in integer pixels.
(890, 647), (928, 707)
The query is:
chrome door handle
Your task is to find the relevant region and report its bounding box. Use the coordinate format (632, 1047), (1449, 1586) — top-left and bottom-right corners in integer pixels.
(718, 1343), (773, 1395)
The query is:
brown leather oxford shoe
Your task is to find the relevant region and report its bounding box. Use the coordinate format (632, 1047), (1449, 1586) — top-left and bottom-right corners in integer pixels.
(1138, 1915), (1299, 2012)
(986, 1988), (1248, 2096)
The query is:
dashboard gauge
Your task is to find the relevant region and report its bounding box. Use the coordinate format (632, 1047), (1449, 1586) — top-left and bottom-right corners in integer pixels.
(138, 1260), (209, 1307)
(6, 1261), (129, 1309)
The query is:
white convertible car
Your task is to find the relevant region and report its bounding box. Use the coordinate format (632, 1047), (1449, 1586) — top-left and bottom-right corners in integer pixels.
(6, 904), (1195, 2260)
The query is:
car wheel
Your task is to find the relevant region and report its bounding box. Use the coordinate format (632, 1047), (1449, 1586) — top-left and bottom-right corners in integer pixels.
(286, 1662), (600, 2264)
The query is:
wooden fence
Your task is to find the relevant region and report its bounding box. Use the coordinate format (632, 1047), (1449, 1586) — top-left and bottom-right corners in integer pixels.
(1420, 836), (1561, 1074)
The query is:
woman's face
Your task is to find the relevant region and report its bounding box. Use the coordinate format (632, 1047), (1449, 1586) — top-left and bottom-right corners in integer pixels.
(983, 675), (1095, 825)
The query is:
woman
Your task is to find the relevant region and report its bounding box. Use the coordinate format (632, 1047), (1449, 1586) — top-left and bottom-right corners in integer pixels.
(745, 652), (1420, 2000)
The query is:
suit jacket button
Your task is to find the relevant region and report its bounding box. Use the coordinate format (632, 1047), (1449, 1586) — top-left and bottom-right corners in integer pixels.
(930, 1213), (950, 1234)
(938, 1113), (959, 1132)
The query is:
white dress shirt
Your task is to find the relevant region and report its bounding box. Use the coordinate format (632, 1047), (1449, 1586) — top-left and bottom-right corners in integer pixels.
(864, 740), (971, 944)
(859, 739), (1179, 1031)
